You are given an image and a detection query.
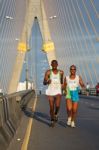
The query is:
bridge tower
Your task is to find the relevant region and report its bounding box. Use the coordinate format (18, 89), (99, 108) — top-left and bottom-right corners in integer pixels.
(8, 0), (56, 93)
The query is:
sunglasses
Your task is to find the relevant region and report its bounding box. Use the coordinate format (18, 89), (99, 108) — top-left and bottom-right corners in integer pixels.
(70, 68), (76, 70)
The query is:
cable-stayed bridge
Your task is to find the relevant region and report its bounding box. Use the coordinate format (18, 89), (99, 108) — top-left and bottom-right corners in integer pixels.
(0, 0), (99, 150)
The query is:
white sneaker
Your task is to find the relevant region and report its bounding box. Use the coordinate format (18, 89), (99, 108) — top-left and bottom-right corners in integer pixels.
(67, 117), (71, 126)
(71, 121), (76, 128)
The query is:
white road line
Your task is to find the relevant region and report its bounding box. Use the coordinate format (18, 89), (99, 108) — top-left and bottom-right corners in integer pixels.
(21, 95), (38, 150)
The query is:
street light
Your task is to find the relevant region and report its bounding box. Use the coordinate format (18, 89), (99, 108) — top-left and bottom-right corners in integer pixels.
(49, 15), (57, 19)
(15, 38), (20, 41)
(5, 16), (13, 20)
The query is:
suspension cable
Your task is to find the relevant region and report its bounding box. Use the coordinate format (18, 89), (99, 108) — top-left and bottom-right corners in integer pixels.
(76, 0), (98, 85)
(90, 0), (99, 18)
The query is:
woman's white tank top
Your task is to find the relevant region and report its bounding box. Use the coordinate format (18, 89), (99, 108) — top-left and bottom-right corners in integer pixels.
(66, 75), (79, 91)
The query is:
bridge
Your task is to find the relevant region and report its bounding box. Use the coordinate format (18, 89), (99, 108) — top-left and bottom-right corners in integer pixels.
(0, 0), (99, 150)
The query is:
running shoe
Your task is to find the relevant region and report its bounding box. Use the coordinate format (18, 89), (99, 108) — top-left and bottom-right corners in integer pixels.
(50, 121), (55, 127)
(71, 121), (76, 128)
(67, 117), (71, 126)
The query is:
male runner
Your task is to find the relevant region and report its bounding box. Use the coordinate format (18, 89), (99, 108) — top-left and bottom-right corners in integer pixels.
(43, 60), (64, 127)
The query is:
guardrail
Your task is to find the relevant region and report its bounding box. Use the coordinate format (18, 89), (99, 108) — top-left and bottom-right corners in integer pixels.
(0, 90), (35, 150)
(79, 88), (97, 96)
(89, 88), (96, 96)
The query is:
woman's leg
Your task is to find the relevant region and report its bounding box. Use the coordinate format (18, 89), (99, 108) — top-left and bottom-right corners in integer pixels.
(66, 99), (72, 125)
(72, 102), (78, 121)
(71, 102), (78, 127)
(66, 99), (72, 118)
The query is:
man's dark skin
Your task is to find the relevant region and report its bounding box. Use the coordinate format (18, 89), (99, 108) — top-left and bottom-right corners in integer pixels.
(43, 60), (64, 127)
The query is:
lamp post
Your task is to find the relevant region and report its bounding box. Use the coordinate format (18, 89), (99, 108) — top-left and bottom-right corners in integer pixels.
(25, 48), (30, 90)
(24, 54), (29, 90)
(25, 0), (29, 90)
(25, 62), (29, 90)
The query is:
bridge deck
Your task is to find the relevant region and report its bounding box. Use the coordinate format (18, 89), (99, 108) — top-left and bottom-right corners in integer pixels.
(8, 95), (99, 150)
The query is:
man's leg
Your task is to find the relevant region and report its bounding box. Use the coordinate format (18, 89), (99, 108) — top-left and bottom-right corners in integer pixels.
(48, 96), (55, 127)
(54, 94), (61, 121)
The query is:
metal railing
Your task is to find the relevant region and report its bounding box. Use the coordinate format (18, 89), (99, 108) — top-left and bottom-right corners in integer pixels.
(79, 88), (97, 96)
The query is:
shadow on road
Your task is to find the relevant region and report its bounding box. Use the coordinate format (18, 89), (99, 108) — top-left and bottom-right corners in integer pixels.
(22, 107), (66, 127)
(23, 108), (50, 126)
(88, 106), (99, 110)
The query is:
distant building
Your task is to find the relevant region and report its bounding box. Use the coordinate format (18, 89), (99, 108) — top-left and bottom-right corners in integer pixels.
(17, 81), (33, 92)
(0, 89), (2, 93)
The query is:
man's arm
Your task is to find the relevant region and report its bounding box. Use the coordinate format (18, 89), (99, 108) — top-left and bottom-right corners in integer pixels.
(63, 76), (67, 94)
(60, 70), (64, 84)
(43, 70), (51, 85)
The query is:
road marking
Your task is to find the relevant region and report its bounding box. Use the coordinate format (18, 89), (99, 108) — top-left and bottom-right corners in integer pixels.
(21, 95), (37, 150)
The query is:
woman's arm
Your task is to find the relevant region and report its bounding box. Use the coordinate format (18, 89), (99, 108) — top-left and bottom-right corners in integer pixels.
(79, 76), (86, 88)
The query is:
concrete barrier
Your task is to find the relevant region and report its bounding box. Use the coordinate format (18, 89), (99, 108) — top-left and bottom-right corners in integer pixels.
(0, 90), (35, 150)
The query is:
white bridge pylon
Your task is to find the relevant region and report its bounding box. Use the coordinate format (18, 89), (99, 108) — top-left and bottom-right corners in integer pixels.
(8, 0), (56, 93)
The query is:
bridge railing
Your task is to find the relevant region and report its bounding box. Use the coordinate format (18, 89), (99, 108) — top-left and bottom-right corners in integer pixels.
(79, 88), (97, 96)
(0, 90), (35, 150)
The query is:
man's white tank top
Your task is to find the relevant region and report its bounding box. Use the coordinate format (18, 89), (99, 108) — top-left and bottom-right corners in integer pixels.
(46, 71), (62, 96)
(66, 75), (79, 91)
